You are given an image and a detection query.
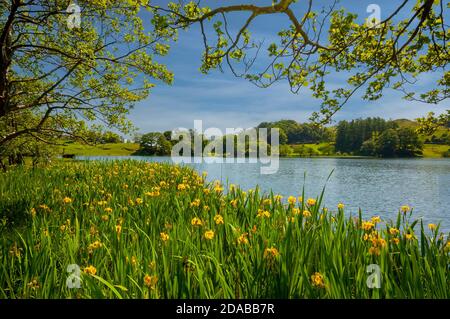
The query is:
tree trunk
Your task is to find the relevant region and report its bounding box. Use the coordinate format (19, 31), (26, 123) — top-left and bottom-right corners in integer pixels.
(0, 0), (20, 117)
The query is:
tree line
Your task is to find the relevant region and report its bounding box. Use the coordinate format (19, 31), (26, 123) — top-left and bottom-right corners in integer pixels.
(136, 117), (431, 158)
(335, 118), (423, 157)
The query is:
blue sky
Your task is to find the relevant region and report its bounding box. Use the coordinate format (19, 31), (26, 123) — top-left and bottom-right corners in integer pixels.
(128, 0), (449, 134)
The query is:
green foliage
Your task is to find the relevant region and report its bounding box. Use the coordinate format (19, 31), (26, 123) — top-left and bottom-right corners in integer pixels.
(279, 144), (293, 156)
(0, 161), (448, 298)
(0, 0), (175, 149)
(335, 118), (397, 153)
(416, 111), (450, 135)
(257, 120), (333, 144)
(137, 132), (172, 156)
(336, 118), (423, 157)
(360, 128), (423, 158)
(376, 129), (400, 157)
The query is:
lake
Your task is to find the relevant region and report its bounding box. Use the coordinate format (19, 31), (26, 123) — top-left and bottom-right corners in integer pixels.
(78, 156), (450, 232)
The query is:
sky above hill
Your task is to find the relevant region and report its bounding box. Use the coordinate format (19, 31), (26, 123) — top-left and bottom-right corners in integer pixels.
(128, 0), (449, 134)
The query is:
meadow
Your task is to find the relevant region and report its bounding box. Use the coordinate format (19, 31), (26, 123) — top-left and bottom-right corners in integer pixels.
(58, 141), (450, 158)
(0, 161), (448, 298)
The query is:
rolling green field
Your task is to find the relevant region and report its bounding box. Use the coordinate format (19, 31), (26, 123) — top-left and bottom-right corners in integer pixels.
(1, 161), (448, 298)
(59, 143), (140, 156)
(422, 144), (450, 158)
(58, 141), (449, 158)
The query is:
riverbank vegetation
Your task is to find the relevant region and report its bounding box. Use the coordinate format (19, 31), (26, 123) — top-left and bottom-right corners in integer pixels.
(1, 161), (448, 298)
(132, 117), (449, 158)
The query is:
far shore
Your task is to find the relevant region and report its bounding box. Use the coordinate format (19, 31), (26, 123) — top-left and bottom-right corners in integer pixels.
(60, 142), (450, 159)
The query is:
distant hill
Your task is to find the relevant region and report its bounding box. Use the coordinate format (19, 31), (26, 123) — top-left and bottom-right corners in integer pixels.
(392, 119), (449, 140)
(392, 119), (420, 129)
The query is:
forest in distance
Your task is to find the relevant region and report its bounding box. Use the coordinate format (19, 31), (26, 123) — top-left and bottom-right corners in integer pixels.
(130, 117), (450, 158)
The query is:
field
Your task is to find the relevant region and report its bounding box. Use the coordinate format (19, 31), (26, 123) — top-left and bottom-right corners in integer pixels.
(59, 142), (140, 156)
(422, 144), (450, 158)
(55, 140), (450, 158)
(0, 161), (449, 298)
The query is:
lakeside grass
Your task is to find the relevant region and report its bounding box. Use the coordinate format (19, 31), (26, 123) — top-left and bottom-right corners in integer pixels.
(59, 142), (450, 158)
(0, 161), (448, 298)
(59, 142), (140, 156)
(422, 144), (450, 158)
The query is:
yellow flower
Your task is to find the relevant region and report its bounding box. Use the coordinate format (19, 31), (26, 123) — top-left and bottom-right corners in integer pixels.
(401, 205), (410, 213)
(160, 232), (169, 242)
(214, 214), (224, 225)
(288, 196), (296, 205)
(27, 279), (40, 290)
(60, 225), (66, 232)
(405, 233), (414, 241)
(230, 199), (238, 208)
(302, 210), (312, 218)
(371, 216), (381, 224)
(389, 227), (400, 236)
(177, 183), (186, 191)
(123, 184), (129, 189)
(262, 199), (272, 206)
(203, 188), (210, 195)
(135, 198), (143, 205)
(257, 209), (271, 218)
(39, 204), (50, 211)
(203, 205), (210, 211)
(83, 265), (97, 276)
(104, 207), (113, 213)
(298, 196), (303, 203)
(337, 203), (345, 209)
(214, 185), (223, 193)
(237, 233), (249, 245)
(131, 256), (137, 266)
(9, 244), (23, 258)
(115, 224), (122, 235)
(445, 241), (450, 252)
(361, 221), (375, 231)
(307, 198), (316, 206)
(391, 238), (400, 245)
(30, 208), (36, 218)
(292, 208), (300, 215)
(191, 217), (203, 227)
(190, 199), (201, 208)
(311, 272), (325, 288)
(88, 240), (103, 253)
(428, 224), (437, 231)
(369, 246), (380, 256)
(204, 230), (215, 240)
(63, 197), (72, 204)
(264, 247), (280, 259)
(274, 195), (283, 202)
(144, 274), (158, 289)
(101, 215), (109, 222)
(229, 184), (236, 191)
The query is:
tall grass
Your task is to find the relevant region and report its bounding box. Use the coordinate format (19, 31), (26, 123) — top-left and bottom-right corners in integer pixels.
(0, 160), (448, 298)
